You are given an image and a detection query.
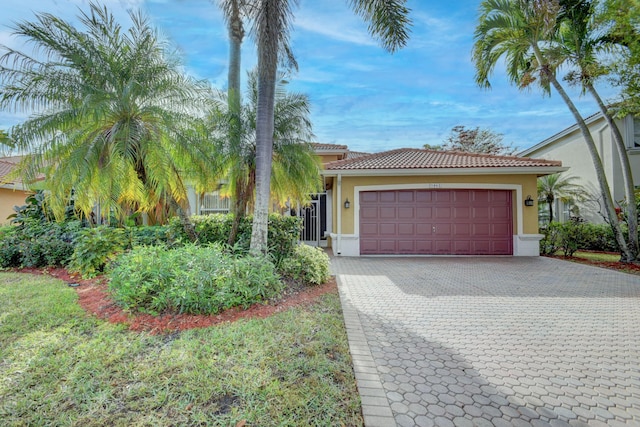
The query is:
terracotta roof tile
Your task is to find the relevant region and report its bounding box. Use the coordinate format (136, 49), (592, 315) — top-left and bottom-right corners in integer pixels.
(310, 142), (348, 151)
(346, 151), (370, 159)
(324, 148), (562, 170)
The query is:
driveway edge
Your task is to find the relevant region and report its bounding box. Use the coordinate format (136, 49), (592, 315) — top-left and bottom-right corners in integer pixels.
(336, 273), (397, 427)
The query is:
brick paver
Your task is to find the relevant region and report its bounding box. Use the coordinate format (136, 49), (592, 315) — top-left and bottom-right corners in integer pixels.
(332, 257), (640, 427)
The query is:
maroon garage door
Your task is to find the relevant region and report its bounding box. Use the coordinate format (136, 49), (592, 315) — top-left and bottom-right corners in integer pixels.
(359, 189), (513, 255)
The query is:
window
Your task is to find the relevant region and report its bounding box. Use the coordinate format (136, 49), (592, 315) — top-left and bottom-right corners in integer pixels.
(199, 191), (230, 214)
(633, 117), (640, 148)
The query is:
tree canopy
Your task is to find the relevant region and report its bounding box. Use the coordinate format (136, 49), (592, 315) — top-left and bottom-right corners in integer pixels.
(0, 2), (216, 231)
(441, 125), (516, 155)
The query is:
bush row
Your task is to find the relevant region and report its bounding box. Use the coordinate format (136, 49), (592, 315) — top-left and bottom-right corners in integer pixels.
(108, 244), (283, 315)
(540, 221), (622, 256)
(167, 214), (302, 262)
(1, 213), (330, 316)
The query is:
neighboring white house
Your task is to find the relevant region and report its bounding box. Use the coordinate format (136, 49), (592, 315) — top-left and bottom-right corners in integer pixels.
(519, 112), (640, 223)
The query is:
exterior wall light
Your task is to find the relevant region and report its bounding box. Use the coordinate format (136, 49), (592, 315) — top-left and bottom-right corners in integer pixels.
(524, 195), (534, 207)
(344, 198), (351, 209)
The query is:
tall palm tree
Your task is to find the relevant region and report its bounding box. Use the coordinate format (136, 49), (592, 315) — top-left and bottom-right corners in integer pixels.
(212, 70), (322, 245)
(537, 173), (588, 223)
(248, 0), (412, 254)
(473, 0), (633, 261)
(0, 3), (216, 240)
(552, 0), (638, 258)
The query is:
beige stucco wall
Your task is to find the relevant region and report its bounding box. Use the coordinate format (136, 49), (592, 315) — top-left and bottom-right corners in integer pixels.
(525, 115), (640, 223)
(0, 188), (29, 225)
(327, 173), (540, 237)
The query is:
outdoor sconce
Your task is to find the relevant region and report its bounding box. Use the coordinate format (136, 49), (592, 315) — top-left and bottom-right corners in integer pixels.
(524, 195), (534, 207)
(344, 198), (351, 209)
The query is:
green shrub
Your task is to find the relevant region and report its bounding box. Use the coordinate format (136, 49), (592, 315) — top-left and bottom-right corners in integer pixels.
(125, 225), (169, 248)
(69, 226), (127, 277)
(540, 221), (623, 256)
(108, 244), (283, 315)
(0, 220), (81, 268)
(280, 244), (331, 285)
(166, 213), (302, 261)
(557, 221), (587, 257)
(578, 223), (621, 252)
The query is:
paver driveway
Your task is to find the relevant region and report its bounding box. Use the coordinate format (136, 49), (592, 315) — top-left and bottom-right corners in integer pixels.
(331, 256), (640, 427)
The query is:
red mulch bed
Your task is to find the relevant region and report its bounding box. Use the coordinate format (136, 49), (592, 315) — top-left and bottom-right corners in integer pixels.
(544, 251), (640, 275)
(9, 267), (337, 334)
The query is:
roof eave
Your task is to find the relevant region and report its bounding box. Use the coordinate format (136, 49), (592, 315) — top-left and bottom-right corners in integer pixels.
(321, 166), (568, 177)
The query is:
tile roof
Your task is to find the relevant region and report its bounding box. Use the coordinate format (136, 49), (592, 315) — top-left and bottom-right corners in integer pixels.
(0, 156), (23, 184)
(310, 142), (348, 151)
(323, 148), (563, 170)
(346, 151), (370, 159)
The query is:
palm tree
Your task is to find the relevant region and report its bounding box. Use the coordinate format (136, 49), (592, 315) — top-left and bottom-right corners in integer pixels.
(248, 0), (412, 254)
(537, 173), (588, 223)
(473, 0), (633, 261)
(0, 3), (216, 240)
(552, 0), (638, 258)
(212, 71), (322, 245)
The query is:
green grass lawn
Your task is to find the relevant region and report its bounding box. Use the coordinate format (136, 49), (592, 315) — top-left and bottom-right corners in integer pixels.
(0, 273), (362, 427)
(570, 251), (620, 262)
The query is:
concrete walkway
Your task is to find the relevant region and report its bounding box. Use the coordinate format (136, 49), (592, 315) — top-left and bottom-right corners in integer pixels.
(331, 256), (640, 427)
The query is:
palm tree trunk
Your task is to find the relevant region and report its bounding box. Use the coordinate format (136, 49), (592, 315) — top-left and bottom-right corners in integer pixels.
(250, 71), (276, 255)
(250, 0), (280, 256)
(585, 83), (638, 261)
(532, 49), (631, 260)
(547, 197), (554, 224)
(226, 0), (245, 247)
(169, 197), (198, 242)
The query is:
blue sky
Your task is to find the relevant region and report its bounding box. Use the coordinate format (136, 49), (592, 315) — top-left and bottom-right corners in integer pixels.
(0, 0), (617, 153)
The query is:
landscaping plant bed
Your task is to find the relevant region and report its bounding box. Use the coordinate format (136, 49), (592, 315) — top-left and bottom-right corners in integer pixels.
(545, 250), (640, 275)
(10, 267), (338, 334)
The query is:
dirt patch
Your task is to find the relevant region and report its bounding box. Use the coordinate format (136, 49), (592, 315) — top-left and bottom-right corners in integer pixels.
(545, 252), (640, 275)
(9, 267), (337, 334)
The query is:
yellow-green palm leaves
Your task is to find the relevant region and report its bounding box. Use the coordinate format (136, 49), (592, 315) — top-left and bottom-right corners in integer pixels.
(0, 3), (217, 222)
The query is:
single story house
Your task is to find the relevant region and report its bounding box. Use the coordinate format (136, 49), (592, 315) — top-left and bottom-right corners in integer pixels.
(311, 146), (565, 257)
(519, 112), (640, 223)
(0, 156), (33, 224)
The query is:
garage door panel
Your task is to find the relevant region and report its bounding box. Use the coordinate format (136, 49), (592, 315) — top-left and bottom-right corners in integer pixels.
(378, 240), (397, 252)
(398, 223), (415, 235)
(380, 207), (396, 219)
(398, 240), (415, 253)
(361, 207), (378, 219)
(454, 206), (470, 219)
(416, 191), (432, 203)
(473, 206), (490, 219)
(491, 206), (510, 219)
(416, 207), (433, 219)
(416, 223), (432, 235)
(398, 207), (415, 219)
(360, 223), (378, 236)
(454, 223), (470, 236)
(379, 223), (396, 235)
(454, 240), (472, 254)
(361, 192), (379, 203)
(359, 189), (512, 255)
(379, 192), (396, 203)
(435, 207), (451, 219)
(398, 191), (415, 203)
